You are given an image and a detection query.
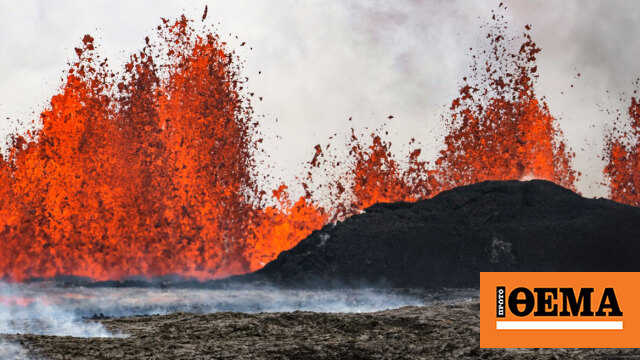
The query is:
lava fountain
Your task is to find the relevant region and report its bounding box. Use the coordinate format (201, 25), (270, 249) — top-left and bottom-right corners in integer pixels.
(306, 12), (577, 221)
(604, 81), (640, 206)
(0, 16), (325, 281)
(435, 16), (577, 191)
(0, 11), (578, 282)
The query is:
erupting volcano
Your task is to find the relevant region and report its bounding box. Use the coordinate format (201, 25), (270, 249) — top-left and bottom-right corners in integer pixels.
(306, 12), (577, 219)
(435, 20), (577, 191)
(604, 81), (640, 206)
(0, 16), (326, 281)
(0, 12), (588, 282)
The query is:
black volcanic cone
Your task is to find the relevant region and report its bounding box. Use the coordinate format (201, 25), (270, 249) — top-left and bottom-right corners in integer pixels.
(238, 180), (640, 288)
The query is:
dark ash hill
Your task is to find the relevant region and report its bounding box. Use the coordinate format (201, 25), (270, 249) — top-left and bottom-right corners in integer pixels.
(236, 180), (640, 288)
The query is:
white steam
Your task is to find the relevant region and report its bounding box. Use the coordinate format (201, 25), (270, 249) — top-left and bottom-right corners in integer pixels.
(0, 282), (117, 338)
(0, 281), (475, 360)
(0, 281), (476, 337)
(0, 339), (30, 360)
(1, 283), (434, 318)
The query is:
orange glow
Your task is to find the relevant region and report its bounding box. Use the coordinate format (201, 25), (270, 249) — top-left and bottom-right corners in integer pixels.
(0, 14), (579, 282)
(435, 20), (577, 191)
(0, 17), (326, 281)
(604, 92), (640, 206)
(309, 131), (440, 221)
(310, 18), (576, 222)
(245, 185), (328, 271)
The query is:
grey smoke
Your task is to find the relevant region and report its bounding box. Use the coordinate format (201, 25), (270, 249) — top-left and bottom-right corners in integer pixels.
(0, 282), (474, 319)
(0, 280), (477, 358)
(0, 339), (30, 360)
(0, 282), (116, 337)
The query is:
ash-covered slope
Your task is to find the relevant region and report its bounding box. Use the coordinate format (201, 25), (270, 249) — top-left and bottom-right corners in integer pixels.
(240, 180), (640, 288)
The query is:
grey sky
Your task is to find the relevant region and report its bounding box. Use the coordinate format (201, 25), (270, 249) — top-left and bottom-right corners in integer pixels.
(0, 0), (638, 197)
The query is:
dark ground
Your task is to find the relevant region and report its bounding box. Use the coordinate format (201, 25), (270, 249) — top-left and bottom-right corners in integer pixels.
(44, 180), (640, 291)
(7, 299), (640, 360)
(9, 180), (640, 358)
(241, 180), (640, 288)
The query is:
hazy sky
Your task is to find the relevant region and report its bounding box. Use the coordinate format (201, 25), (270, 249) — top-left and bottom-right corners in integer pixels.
(0, 0), (639, 197)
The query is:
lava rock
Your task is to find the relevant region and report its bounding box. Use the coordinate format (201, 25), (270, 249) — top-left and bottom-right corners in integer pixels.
(237, 180), (640, 288)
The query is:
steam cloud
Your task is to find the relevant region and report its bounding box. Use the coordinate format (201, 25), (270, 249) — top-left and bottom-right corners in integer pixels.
(0, 281), (476, 359)
(0, 281), (476, 336)
(0, 340), (30, 360)
(0, 282), (475, 359)
(0, 282), (115, 338)
(0, 282), (473, 318)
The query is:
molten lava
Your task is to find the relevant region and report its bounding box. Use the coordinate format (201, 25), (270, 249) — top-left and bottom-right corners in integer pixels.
(307, 131), (439, 222)
(604, 86), (640, 206)
(309, 15), (576, 221)
(0, 13), (579, 282)
(0, 17), (324, 281)
(435, 17), (577, 191)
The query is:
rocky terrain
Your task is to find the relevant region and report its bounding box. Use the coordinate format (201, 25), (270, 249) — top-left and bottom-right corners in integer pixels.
(7, 180), (640, 358)
(239, 180), (640, 288)
(48, 180), (640, 290)
(6, 300), (640, 359)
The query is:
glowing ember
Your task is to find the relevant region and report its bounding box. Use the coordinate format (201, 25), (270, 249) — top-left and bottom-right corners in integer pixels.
(309, 14), (577, 221)
(307, 131), (439, 222)
(0, 12), (580, 282)
(245, 185), (327, 271)
(435, 14), (577, 191)
(604, 83), (640, 206)
(0, 16), (325, 281)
